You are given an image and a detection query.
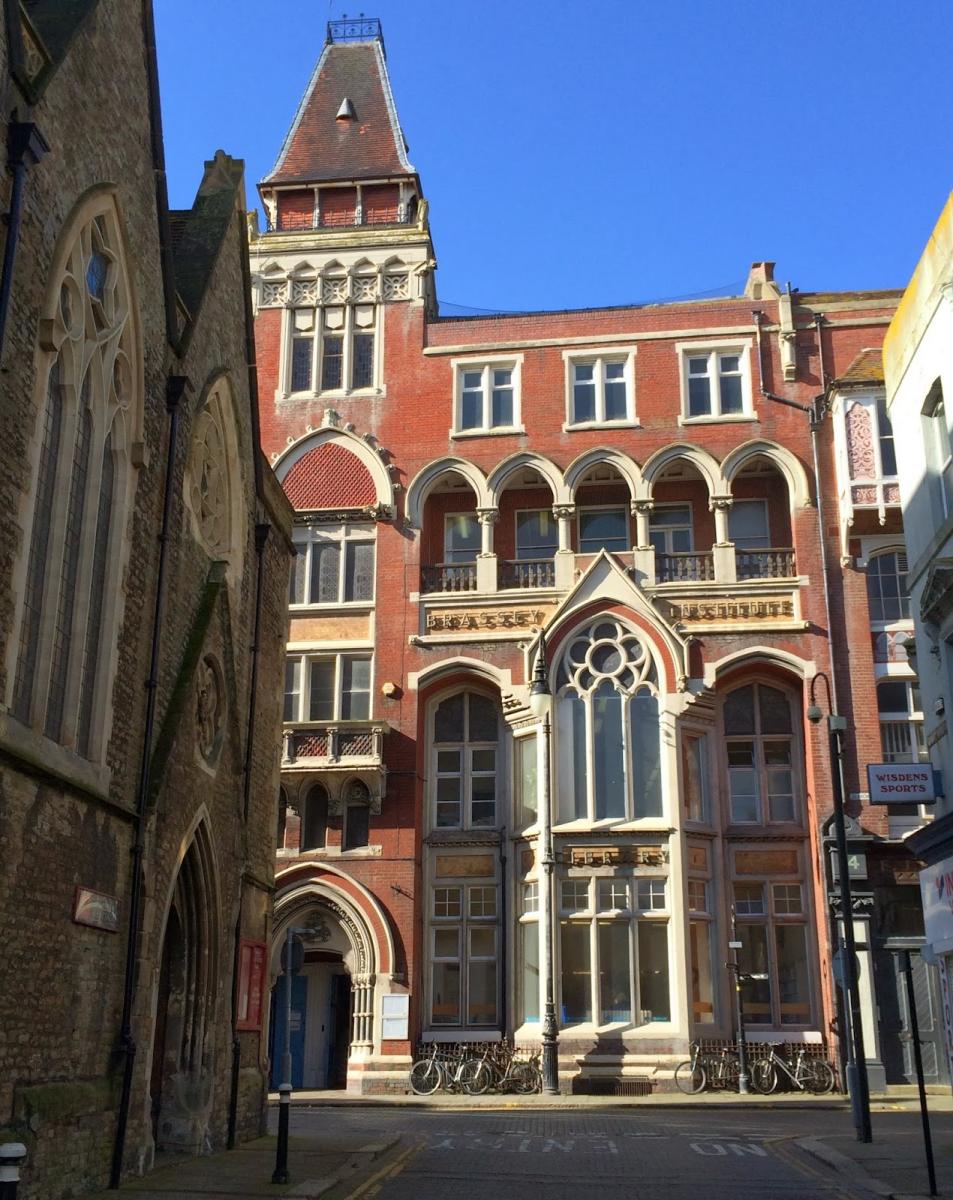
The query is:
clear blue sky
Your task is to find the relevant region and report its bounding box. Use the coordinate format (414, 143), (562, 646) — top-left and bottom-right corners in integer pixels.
(155, 0), (953, 313)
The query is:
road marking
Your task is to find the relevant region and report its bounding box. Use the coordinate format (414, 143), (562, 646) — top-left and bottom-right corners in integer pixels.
(341, 1140), (423, 1200)
(690, 1141), (767, 1156)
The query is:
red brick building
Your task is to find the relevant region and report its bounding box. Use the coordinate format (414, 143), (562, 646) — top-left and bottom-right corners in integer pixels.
(252, 17), (934, 1093)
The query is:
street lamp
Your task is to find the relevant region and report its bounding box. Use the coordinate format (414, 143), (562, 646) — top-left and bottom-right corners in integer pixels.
(808, 671), (872, 1143)
(529, 640), (559, 1095)
(727, 906), (751, 1094)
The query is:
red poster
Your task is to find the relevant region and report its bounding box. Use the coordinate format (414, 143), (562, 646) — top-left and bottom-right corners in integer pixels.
(237, 939), (267, 1031)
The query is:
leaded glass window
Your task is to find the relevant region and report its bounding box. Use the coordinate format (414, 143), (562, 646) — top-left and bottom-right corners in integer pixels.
(432, 691), (499, 829)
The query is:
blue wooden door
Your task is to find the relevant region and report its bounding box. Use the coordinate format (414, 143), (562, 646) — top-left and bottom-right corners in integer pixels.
(269, 973), (308, 1088)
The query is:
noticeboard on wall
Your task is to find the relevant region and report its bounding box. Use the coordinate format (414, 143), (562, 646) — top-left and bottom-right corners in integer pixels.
(381, 993), (409, 1040)
(236, 939), (268, 1031)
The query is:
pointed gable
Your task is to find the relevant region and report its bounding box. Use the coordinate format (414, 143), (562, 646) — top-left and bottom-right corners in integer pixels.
(263, 38), (414, 186)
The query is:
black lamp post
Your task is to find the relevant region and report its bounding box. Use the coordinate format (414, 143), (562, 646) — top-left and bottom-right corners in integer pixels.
(529, 639), (559, 1095)
(727, 906), (750, 1094)
(808, 671), (872, 1143)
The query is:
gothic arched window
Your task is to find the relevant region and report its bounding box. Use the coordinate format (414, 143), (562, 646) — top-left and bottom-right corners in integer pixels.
(556, 619), (662, 822)
(11, 197), (138, 761)
(301, 784), (329, 850)
(343, 779), (371, 850)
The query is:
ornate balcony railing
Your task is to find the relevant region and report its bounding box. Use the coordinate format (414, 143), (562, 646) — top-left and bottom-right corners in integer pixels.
(283, 722), (386, 766)
(499, 558), (556, 589)
(736, 548), (797, 580)
(421, 562), (478, 593)
(655, 551), (715, 584)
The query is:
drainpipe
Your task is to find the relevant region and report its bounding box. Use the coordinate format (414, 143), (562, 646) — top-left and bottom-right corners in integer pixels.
(110, 376), (187, 1189)
(227, 522), (271, 1149)
(0, 122), (49, 364)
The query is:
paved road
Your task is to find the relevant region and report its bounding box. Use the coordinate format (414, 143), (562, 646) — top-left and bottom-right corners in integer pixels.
(281, 1107), (919, 1199)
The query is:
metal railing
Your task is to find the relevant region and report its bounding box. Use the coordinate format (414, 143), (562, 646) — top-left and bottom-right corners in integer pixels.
(655, 551), (715, 584)
(282, 723), (386, 765)
(736, 547), (796, 580)
(499, 558), (556, 589)
(421, 562), (477, 593)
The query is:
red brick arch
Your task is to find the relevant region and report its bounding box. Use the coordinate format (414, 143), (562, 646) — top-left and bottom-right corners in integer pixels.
(282, 441), (377, 509)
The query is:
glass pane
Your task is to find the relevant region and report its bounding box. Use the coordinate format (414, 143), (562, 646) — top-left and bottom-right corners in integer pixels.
(492, 381), (513, 427)
(573, 377), (596, 423)
(637, 922), (670, 1022)
(341, 657), (370, 719)
(688, 375), (710, 417)
(561, 879), (589, 912)
(557, 692), (588, 820)
(308, 660), (335, 720)
(729, 770), (759, 822)
(631, 691), (662, 818)
(516, 509), (558, 559)
(434, 887), (462, 918)
(321, 335), (343, 390)
(520, 922), (540, 1022)
(461, 389), (482, 429)
(517, 735), (538, 826)
(284, 659), (301, 722)
(434, 928), (459, 957)
(469, 886), (497, 918)
(468, 693), (499, 742)
(343, 803), (369, 850)
(435, 694), (465, 742)
(688, 356), (709, 375)
(352, 332), (374, 388)
(720, 374), (743, 414)
(719, 355), (740, 373)
(598, 879), (629, 910)
(344, 541), (374, 601)
(468, 956), (497, 1025)
(594, 683), (626, 819)
(471, 747), (496, 773)
(767, 768), (795, 822)
(763, 739), (792, 764)
(436, 777), (462, 827)
(301, 786), (328, 850)
(877, 680), (909, 714)
(728, 501), (770, 550)
(310, 541), (340, 603)
(291, 337), (313, 391)
(463, 370), (482, 389)
(759, 685), (792, 734)
(776, 924), (810, 1025)
(470, 773), (496, 827)
(599, 923), (632, 1022)
(445, 514), (480, 562)
(431, 962), (461, 1025)
(724, 686), (755, 734)
(470, 927), (496, 957)
(560, 922), (592, 1023)
(734, 883), (765, 915)
(579, 508), (628, 554)
(437, 749), (461, 773)
(604, 375), (627, 421)
(738, 924), (772, 1023)
(683, 734), (708, 822)
(690, 921), (715, 1024)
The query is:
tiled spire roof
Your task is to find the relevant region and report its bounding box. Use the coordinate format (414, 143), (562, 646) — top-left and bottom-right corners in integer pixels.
(263, 39), (414, 186)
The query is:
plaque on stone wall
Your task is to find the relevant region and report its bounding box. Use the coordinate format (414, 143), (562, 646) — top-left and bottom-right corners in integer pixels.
(435, 854), (495, 878)
(425, 606), (555, 634)
(735, 850), (799, 875)
(564, 846), (669, 867)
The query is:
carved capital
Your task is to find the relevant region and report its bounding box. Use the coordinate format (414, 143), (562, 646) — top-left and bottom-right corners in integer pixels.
(709, 495), (734, 512)
(477, 507), (499, 526)
(631, 499), (654, 517)
(552, 504), (576, 521)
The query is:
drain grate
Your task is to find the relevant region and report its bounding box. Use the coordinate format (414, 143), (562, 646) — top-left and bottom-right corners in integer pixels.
(572, 1076), (652, 1096)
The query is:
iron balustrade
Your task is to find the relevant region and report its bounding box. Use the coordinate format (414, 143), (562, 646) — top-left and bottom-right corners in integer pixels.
(655, 551), (715, 584)
(499, 558), (556, 589)
(421, 562), (477, 593)
(736, 547), (796, 580)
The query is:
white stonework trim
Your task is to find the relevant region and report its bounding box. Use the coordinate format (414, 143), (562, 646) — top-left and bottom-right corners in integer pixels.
(564, 447), (645, 502)
(404, 457), (492, 528)
(720, 439), (812, 510)
(486, 452), (570, 507)
(273, 424), (395, 513)
(641, 442), (725, 497)
(407, 657), (514, 694)
(702, 646), (817, 689)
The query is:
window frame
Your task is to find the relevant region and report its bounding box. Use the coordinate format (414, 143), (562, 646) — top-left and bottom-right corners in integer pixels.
(283, 651), (373, 724)
(648, 503), (694, 555)
(576, 504), (631, 555)
(865, 549), (910, 624)
(282, 298), (380, 399)
(562, 347), (637, 429)
(514, 508), (559, 561)
(450, 354), (524, 437)
(427, 865), (501, 1031)
(722, 681), (802, 827)
(430, 690), (502, 832)
(444, 512), (481, 564)
(727, 499), (770, 550)
(289, 522), (376, 609)
(676, 339), (755, 423)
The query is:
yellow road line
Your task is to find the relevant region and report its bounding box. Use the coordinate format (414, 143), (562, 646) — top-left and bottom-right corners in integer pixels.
(768, 1137), (868, 1200)
(341, 1140), (423, 1200)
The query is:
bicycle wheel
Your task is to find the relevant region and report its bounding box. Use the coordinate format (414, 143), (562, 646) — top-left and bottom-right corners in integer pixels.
(409, 1059), (443, 1095)
(674, 1060), (707, 1095)
(803, 1060), (836, 1094)
(751, 1059), (777, 1095)
(461, 1059), (494, 1096)
(511, 1062), (541, 1095)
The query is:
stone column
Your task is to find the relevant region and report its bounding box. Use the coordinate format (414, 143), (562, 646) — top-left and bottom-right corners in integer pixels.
(631, 500), (655, 587)
(710, 496), (736, 583)
(552, 504), (576, 589)
(476, 508), (499, 592)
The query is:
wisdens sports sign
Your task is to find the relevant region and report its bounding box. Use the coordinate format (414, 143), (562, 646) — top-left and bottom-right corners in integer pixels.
(866, 763), (939, 805)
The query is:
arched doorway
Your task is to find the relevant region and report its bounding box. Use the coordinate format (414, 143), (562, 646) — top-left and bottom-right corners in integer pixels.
(150, 824), (219, 1153)
(269, 899), (370, 1090)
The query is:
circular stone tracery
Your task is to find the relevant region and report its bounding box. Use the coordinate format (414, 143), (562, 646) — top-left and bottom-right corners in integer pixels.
(558, 618), (656, 694)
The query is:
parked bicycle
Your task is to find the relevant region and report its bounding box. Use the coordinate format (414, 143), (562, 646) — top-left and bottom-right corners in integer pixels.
(674, 1041), (740, 1094)
(751, 1044), (836, 1094)
(408, 1041), (541, 1096)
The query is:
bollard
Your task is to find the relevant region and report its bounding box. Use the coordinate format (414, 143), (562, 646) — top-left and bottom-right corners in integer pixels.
(271, 1084), (291, 1185)
(0, 1143), (27, 1200)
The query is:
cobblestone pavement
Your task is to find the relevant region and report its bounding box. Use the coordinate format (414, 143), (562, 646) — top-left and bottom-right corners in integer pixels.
(280, 1108), (925, 1199)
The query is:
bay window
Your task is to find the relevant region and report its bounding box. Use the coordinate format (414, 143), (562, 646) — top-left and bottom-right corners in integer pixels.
(558, 873), (670, 1027)
(284, 653), (372, 722)
(556, 620), (663, 822)
(723, 682), (799, 825)
(432, 691), (500, 830)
